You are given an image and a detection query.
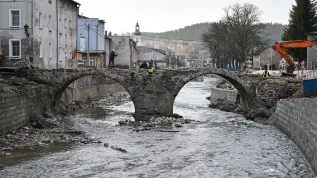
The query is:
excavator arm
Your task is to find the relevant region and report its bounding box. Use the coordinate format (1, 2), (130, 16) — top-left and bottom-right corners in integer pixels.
(274, 40), (317, 73)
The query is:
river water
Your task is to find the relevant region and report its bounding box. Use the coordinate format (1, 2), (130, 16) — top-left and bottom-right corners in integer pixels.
(0, 77), (315, 178)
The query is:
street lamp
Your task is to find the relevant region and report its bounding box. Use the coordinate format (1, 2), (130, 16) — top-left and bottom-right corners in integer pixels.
(24, 24), (29, 38)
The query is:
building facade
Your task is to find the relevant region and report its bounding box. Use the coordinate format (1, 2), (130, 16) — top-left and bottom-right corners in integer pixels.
(136, 46), (167, 68)
(188, 59), (204, 68)
(0, 0), (79, 69)
(77, 16), (106, 68)
(108, 36), (137, 69)
(307, 32), (317, 70)
(253, 46), (280, 70)
(130, 22), (205, 59)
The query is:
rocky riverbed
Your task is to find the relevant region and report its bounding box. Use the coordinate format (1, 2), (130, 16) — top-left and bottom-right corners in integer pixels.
(0, 92), (131, 154)
(116, 115), (197, 132)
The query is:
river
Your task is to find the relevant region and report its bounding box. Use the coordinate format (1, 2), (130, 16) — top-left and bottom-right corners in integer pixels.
(0, 77), (315, 178)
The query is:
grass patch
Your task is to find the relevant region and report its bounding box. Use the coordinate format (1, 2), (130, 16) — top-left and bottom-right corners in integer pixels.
(17, 78), (39, 86)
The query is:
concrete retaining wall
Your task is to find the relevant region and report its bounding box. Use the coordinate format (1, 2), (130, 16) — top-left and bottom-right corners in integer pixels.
(272, 97), (317, 174)
(209, 87), (238, 104)
(0, 86), (51, 135)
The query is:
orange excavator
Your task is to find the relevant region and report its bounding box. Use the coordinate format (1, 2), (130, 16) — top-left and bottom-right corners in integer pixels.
(275, 40), (317, 74)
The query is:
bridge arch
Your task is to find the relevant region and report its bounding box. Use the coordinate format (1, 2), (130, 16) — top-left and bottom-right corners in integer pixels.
(173, 68), (255, 108)
(49, 69), (135, 112)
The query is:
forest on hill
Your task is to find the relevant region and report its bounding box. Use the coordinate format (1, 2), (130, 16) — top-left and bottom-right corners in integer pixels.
(143, 22), (287, 44)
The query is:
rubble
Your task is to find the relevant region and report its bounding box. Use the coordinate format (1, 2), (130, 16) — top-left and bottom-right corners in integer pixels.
(0, 92), (131, 152)
(116, 115), (197, 132)
(0, 116), (95, 151)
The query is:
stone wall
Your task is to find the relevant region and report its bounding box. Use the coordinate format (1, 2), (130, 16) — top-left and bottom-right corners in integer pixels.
(272, 98), (317, 174)
(61, 83), (126, 104)
(0, 86), (51, 135)
(209, 87), (238, 104)
(0, 75), (126, 135)
(60, 75), (126, 104)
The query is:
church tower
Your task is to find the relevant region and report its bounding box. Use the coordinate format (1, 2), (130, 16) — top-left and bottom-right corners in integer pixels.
(134, 21), (141, 35)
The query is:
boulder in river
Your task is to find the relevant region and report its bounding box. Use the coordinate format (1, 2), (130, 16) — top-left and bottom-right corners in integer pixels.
(174, 123), (184, 128)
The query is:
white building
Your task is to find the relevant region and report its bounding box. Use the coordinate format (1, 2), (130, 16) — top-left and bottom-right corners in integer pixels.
(188, 59), (204, 68)
(136, 46), (167, 68)
(0, 0), (80, 69)
(108, 35), (137, 69)
(307, 32), (317, 70)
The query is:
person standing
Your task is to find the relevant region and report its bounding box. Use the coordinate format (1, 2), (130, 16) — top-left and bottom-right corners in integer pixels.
(262, 68), (270, 78)
(147, 62), (155, 74)
(109, 49), (118, 68)
(139, 61), (148, 69)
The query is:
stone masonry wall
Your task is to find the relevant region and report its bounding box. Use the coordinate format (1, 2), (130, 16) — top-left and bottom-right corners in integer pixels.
(61, 84), (126, 104)
(0, 86), (51, 135)
(0, 78), (125, 135)
(209, 87), (238, 104)
(272, 98), (317, 174)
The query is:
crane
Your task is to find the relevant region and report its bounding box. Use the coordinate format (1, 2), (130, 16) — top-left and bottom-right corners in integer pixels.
(275, 40), (317, 74)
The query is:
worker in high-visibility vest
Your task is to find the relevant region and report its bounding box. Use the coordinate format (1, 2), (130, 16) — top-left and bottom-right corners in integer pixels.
(262, 68), (270, 78)
(147, 62), (155, 74)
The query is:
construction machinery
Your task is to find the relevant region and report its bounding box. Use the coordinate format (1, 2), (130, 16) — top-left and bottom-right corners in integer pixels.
(275, 40), (317, 74)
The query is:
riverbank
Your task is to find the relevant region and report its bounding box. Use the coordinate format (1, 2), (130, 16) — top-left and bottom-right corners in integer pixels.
(0, 91), (131, 154)
(207, 77), (294, 123)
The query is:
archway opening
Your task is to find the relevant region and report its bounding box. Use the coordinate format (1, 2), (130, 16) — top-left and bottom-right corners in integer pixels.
(173, 73), (250, 121)
(56, 75), (135, 116)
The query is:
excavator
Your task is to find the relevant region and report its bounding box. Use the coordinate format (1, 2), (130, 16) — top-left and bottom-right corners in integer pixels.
(275, 40), (317, 75)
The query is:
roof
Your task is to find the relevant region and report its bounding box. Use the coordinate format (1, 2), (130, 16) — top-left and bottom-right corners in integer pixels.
(253, 46), (274, 56)
(136, 46), (166, 55)
(189, 58), (205, 61)
(78, 15), (105, 23)
(70, 0), (80, 5)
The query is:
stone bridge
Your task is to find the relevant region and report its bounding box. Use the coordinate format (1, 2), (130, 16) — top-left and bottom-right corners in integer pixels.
(20, 68), (255, 121)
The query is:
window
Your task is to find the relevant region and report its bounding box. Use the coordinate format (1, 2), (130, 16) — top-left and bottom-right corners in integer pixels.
(69, 20), (72, 36)
(48, 15), (52, 31)
(49, 0), (52, 4)
(9, 39), (21, 59)
(59, 47), (62, 61)
(64, 18), (67, 29)
(39, 12), (43, 29)
(59, 19), (62, 33)
(9, 9), (21, 28)
(65, 34), (67, 46)
(49, 43), (52, 59)
(79, 37), (85, 52)
(39, 42), (43, 58)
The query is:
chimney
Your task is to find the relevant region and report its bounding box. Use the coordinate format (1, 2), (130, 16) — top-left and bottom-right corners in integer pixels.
(105, 30), (107, 36)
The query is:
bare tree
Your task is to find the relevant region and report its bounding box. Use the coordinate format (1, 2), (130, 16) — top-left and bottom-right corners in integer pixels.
(202, 22), (229, 67)
(202, 3), (268, 68)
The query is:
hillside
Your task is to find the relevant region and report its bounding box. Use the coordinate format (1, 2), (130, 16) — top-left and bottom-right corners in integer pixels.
(143, 22), (287, 44)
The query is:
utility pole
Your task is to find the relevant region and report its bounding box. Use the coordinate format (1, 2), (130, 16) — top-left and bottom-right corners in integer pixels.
(87, 24), (90, 66)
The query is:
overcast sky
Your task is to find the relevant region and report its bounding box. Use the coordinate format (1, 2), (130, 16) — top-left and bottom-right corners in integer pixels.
(76, 0), (295, 34)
